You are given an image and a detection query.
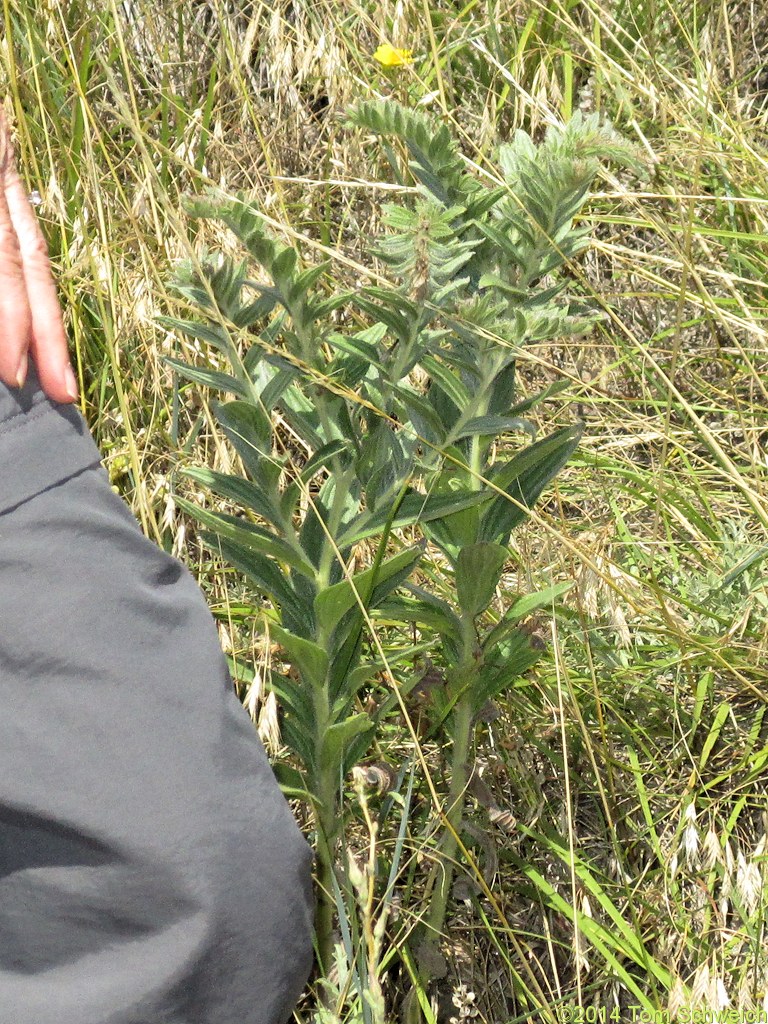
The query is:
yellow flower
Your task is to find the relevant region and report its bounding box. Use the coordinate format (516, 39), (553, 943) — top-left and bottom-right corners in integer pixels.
(373, 43), (414, 67)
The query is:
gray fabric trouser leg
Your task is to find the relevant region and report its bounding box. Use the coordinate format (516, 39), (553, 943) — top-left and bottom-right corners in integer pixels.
(0, 362), (315, 1024)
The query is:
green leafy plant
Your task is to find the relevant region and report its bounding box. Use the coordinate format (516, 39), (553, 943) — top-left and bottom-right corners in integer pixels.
(156, 99), (642, 994)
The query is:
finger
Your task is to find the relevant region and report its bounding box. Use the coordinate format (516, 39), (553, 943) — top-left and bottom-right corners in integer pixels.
(1, 113), (76, 403)
(0, 108), (33, 388)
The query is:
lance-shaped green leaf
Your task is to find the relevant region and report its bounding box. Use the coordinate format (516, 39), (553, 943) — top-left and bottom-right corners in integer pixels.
(371, 595), (462, 651)
(271, 762), (315, 804)
(355, 419), (409, 508)
(471, 629), (542, 712)
(278, 716), (316, 774)
(180, 465), (281, 526)
(326, 351), (375, 391)
(255, 365), (295, 412)
(474, 219), (531, 270)
(155, 315), (234, 359)
(233, 289), (279, 325)
(311, 291), (357, 321)
(324, 525), (424, 703)
(463, 184), (508, 220)
(267, 666), (316, 726)
(318, 713), (376, 775)
(271, 246), (297, 289)
(507, 378), (570, 416)
(339, 665), (381, 705)
(360, 285), (419, 318)
(507, 579), (574, 621)
(479, 423), (583, 544)
(174, 495), (317, 578)
(338, 488), (491, 548)
(421, 500), (482, 562)
(212, 399), (275, 480)
(483, 580), (573, 651)
(327, 329), (386, 371)
(286, 260), (331, 305)
(354, 295), (412, 344)
(335, 640), (437, 707)
(277, 392), (324, 452)
(298, 473), (361, 572)
(206, 532), (312, 638)
(450, 415), (536, 441)
(420, 353), (471, 413)
(314, 543), (425, 637)
(270, 623), (329, 690)
(396, 386), (447, 445)
(455, 542), (509, 619)
(280, 439), (350, 521)
(160, 355), (250, 398)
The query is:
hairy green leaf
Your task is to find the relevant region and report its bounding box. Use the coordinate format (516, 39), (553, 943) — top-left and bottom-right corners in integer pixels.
(270, 623), (329, 690)
(174, 495), (316, 578)
(160, 355), (250, 398)
(455, 543), (509, 618)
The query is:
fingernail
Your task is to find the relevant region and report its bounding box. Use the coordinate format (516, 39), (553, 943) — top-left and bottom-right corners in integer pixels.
(15, 352), (27, 388)
(63, 363), (79, 400)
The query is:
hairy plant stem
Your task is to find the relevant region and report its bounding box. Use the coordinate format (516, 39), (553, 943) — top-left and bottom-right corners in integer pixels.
(314, 796), (339, 975)
(313, 478), (411, 974)
(416, 615), (479, 985)
(313, 692), (339, 975)
(422, 694), (474, 939)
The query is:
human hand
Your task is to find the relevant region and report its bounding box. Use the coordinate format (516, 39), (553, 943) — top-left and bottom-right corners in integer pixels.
(0, 107), (78, 403)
